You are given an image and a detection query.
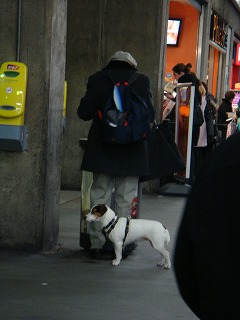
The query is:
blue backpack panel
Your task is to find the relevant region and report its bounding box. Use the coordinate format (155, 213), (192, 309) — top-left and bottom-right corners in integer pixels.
(98, 72), (151, 145)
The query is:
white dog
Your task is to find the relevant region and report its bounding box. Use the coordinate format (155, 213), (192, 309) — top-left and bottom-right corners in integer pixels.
(86, 204), (171, 268)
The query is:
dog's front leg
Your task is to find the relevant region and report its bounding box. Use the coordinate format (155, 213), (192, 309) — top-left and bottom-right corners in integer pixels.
(112, 241), (123, 266)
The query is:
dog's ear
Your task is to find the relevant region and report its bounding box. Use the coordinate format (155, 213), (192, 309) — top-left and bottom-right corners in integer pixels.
(98, 204), (108, 216)
(92, 204), (107, 216)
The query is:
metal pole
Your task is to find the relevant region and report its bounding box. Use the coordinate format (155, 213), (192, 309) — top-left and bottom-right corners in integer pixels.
(16, 0), (22, 61)
(185, 86), (195, 180)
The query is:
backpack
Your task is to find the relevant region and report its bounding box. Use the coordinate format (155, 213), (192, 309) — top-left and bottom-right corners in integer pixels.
(98, 72), (151, 145)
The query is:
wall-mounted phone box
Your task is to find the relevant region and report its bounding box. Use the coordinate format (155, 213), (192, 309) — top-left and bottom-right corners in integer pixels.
(0, 61), (28, 151)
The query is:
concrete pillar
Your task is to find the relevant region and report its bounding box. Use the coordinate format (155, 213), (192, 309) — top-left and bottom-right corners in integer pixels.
(196, 1), (212, 82)
(0, 0), (67, 251)
(42, 0), (68, 252)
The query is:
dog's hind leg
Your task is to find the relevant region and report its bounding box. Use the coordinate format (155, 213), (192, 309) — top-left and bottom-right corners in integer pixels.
(156, 248), (171, 269)
(151, 239), (171, 269)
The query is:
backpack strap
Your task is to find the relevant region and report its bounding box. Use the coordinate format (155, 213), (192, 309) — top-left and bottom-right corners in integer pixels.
(98, 71), (141, 118)
(127, 72), (140, 86)
(100, 70), (140, 86)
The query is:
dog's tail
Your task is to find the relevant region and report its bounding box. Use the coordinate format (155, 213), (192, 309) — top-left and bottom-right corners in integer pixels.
(165, 228), (170, 245)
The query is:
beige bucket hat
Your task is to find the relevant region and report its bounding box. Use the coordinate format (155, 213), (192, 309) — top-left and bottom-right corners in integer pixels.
(109, 51), (137, 68)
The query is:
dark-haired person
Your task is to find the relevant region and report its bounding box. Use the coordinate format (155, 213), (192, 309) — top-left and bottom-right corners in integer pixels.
(217, 90), (235, 141)
(165, 63), (203, 146)
(165, 63), (203, 183)
(201, 81), (219, 152)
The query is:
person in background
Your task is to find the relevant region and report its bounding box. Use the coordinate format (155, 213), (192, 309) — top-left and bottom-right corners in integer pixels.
(164, 63), (203, 146)
(193, 82), (207, 175)
(202, 82), (217, 106)
(201, 81), (219, 152)
(174, 131), (240, 319)
(164, 63), (203, 184)
(217, 90), (235, 141)
(77, 51), (155, 259)
(236, 99), (240, 131)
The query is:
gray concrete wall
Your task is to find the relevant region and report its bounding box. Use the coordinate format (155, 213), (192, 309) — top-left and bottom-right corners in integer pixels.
(0, 0), (67, 250)
(62, 0), (169, 191)
(212, 0), (240, 35)
(42, 0), (68, 252)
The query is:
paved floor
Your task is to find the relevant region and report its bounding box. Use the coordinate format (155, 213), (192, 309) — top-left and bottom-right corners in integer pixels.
(0, 190), (198, 320)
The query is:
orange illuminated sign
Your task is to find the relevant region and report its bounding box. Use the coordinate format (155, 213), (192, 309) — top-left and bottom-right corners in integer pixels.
(210, 13), (227, 49)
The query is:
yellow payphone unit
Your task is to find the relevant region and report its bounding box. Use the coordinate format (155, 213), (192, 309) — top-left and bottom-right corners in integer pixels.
(62, 80), (67, 132)
(63, 80), (67, 118)
(0, 61), (28, 151)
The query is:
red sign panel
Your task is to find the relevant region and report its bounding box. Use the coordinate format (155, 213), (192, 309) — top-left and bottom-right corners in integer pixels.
(236, 44), (240, 66)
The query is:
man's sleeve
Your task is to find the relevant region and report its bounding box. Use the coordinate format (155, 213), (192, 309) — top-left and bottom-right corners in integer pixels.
(77, 75), (99, 121)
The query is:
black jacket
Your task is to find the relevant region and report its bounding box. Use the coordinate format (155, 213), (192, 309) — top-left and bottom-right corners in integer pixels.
(174, 132), (240, 319)
(165, 73), (201, 121)
(78, 62), (155, 176)
(177, 73), (202, 106)
(204, 95), (218, 144)
(217, 98), (232, 124)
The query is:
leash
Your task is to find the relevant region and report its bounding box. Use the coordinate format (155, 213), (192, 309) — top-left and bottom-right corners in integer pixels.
(101, 217), (130, 243)
(102, 217), (119, 238)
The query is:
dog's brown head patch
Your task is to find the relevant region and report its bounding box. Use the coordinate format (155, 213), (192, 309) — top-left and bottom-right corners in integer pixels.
(91, 204), (108, 217)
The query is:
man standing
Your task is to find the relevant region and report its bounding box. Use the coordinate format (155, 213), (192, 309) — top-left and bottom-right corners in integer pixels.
(217, 90), (235, 141)
(78, 51), (155, 259)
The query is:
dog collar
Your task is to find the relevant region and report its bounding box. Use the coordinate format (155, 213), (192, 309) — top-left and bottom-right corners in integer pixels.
(102, 217), (119, 238)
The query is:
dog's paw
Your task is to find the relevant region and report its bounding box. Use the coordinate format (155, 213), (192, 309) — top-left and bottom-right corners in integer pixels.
(164, 263), (171, 269)
(157, 257), (165, 268)
(157, 262), (163, 267)
(157, 261), (171, 269)
(112, 259), (120, 266)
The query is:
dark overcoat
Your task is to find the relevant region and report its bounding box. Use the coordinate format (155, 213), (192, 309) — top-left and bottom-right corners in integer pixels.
(217, 98), (232, 124)
(78, 62), (155, 176)
(174, 132), (240, 319)
(217, 98), (233, 140)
